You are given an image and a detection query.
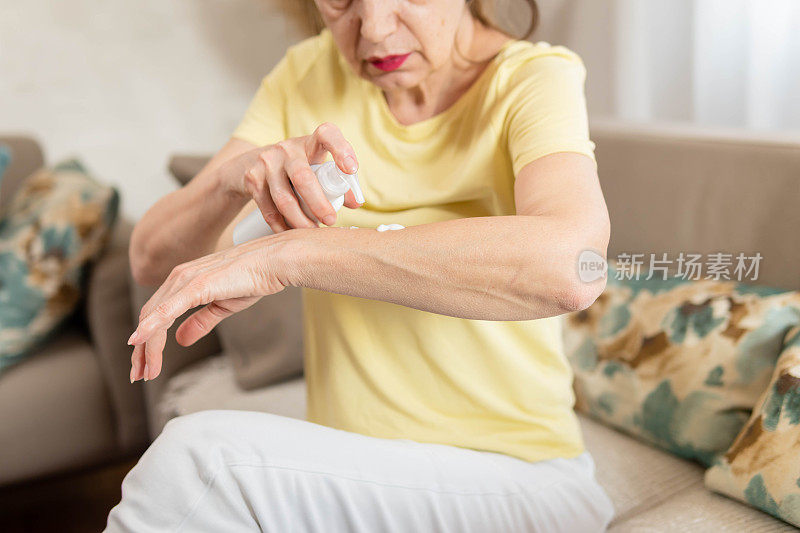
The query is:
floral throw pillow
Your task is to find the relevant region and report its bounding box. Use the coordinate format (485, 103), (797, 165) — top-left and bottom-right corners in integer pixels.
(0, 144), (10, 182)
(564, 264), (800, 466)
(705, 326), (800, 527)
(0, 159), (119, 372)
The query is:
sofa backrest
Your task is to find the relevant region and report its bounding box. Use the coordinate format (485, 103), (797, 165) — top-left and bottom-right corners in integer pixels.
(591, 120), (800, 290)
(0, 136), (45, 213)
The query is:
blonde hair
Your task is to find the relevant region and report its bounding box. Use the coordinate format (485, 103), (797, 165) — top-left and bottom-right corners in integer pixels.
(293, 0), (540, 40)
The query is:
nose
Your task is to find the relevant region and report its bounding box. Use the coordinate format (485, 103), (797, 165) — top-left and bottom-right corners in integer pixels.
(358, 0), (397, 43)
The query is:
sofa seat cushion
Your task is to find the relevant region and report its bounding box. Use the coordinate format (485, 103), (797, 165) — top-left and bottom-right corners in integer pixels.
(582, 415), (786, 530)
(579, 413), (703, 524)
(0, 330), (117, 486)
(609, 484), (793, 532)
(156, 354), (305, 433)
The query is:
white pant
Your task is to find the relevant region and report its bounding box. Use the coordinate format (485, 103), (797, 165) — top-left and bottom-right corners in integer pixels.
(106, 410), (614, 532)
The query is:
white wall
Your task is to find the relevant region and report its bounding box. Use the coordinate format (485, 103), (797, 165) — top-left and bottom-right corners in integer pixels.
(1, 0), (307, 220)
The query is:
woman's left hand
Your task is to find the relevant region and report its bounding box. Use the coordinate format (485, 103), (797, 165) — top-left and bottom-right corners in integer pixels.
(128, 236), (290, 382)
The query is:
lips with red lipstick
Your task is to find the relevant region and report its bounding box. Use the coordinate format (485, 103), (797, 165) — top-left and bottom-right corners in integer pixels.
(367, 53), (411, 72)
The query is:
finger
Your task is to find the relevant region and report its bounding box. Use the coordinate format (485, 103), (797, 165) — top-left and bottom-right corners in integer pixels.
(143, 330), (167, 381)
(296, 193), (321, 225)
(135, 343), (148, 381)
(246, 152), (290, 233)
(285, 154), (337, 226)
(306, 122), (359, 175)
(252, 188), (290, 234)
(132, 291), (196, 345)
(130, 344), (146, 382)
(262, 144), (317, 230)
(175, 301), (235, 347)
(343, 189), (363, 209)
(134, 261), (191, 329)
(130, 262), (210, 345)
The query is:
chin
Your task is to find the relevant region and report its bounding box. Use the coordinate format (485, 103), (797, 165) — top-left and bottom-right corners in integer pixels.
(366, 69), (423, 91)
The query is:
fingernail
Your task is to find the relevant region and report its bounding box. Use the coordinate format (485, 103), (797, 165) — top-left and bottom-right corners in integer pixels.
(323, 214), (336, 226)
(343, 155), (357, 173)
(127, 331), (138, 345)
(143, 364), (150, 381)
(130, 366), (135, 383)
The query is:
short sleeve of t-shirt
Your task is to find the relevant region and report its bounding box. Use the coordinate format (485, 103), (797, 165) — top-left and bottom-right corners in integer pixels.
(505, 49), (596, 176)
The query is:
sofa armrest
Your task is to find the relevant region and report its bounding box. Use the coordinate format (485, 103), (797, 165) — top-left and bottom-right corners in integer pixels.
(129, 271), (223, 439)
(86, 219), (149, 452)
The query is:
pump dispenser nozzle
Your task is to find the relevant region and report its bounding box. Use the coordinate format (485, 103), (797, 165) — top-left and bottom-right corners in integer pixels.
(344, 172), (365, 204)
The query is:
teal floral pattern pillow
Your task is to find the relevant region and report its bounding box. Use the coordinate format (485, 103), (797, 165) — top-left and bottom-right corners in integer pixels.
(0, 144), (10, 182)
(0, 159), (119, 372)
(705, 326), (800, 527)
(564, 264), (800, 466)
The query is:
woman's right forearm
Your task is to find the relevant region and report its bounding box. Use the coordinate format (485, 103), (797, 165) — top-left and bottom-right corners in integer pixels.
(130, 139), (261, 286)
(129, 172), (245, 286)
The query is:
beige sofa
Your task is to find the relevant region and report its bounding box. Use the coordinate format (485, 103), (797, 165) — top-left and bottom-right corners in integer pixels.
(0, 136), (147, 487)
(131, 121), (800, 531)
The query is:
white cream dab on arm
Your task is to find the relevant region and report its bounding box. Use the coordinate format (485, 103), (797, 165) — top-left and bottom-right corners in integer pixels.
(376, 224), (405, 232)
(347, 224), (405, 231)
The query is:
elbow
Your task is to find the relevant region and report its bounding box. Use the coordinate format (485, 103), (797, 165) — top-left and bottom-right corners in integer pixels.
(512, 255), (607, 318)
(556, 223), (611, 313)
(542, 221), (610, 315)
(130, 255), (161, 288)
(129, 228), (164, 287)
(554, 272), (607, 313)
(509, 207), (611, 318)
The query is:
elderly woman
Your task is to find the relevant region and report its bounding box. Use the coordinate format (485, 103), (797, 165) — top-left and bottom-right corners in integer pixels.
(108, 0), (613, 531)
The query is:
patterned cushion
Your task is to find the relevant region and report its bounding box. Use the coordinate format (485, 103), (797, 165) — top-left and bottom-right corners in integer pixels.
(0, 144), (10, 182)
(0, 159), (119, 372)
(564, 265), (800, 466)
(705, 326), (800, 527)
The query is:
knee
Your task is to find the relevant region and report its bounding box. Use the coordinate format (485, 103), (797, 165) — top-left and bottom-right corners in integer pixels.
(156, 410), (233, 457)
(157, 410), (274, 460)
(162, 409), (225, 436)
(154, 410), (303, 471)
(135, 411), (241, 486)
(164, 408), (237, 437)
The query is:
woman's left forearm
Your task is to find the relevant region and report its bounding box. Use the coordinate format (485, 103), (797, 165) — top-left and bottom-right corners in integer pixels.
(275, 215), (610, 321)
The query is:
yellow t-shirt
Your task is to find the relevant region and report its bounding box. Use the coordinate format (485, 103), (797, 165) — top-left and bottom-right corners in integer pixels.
(232, 28), (596, 462)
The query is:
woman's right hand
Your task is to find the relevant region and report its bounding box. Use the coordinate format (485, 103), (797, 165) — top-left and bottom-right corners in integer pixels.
(220, 122), (362, 234)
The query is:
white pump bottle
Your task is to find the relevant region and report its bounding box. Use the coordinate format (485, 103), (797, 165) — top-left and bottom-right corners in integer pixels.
(232, 161), (365, 245)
